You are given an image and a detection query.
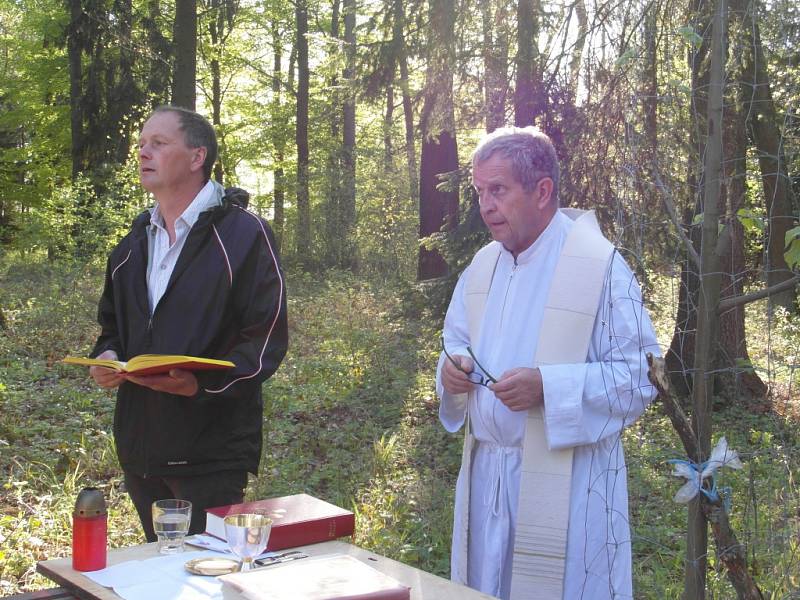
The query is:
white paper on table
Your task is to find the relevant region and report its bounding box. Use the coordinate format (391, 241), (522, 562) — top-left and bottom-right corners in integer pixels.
(84, 550), (225, 600)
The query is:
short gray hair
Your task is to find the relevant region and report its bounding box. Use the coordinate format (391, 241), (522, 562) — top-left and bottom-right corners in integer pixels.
(152, 105), (218, 181)
(472, 126), (559, 202)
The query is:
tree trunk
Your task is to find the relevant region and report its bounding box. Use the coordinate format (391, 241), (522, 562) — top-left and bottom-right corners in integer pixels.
(642, 1), (658, 167)
(666, 0), (712, 398)
(514, 0), (543, 126)
(649, 355), (765, 599)
(417, 0), (459, 281)
(271, 23), (286, 252)
(110, 0), (139, 164)
(295, 0), (312, 266)
(145, 0), (172, 107)
(741, 0), (797, 312)
(324, 0), (342, 267)
(172, 0), (197, 110)
(685, 3), (725, 597)
(393, 0), (418, 206)
(716, 99), (768, 403)
(208, 0), (224, 184)
(341, 0), (357, 270)
(715, 0), (768, 404)
(482, 0), (508, 132)
(568, 0), (588, 98)
(67, 0), (84, 179)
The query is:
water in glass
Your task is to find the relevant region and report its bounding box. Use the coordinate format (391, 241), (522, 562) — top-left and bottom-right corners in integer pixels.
(152, 499), (191, 554)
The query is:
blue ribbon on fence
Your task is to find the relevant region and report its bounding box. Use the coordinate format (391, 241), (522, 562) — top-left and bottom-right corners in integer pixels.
(667, 458), (720, 502)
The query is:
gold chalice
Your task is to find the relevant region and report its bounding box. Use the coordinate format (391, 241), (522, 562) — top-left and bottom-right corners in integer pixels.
(223, 513), (273, 572)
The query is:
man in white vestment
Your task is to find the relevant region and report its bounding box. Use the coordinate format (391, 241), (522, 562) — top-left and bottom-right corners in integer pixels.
(437, 126), (659, 600)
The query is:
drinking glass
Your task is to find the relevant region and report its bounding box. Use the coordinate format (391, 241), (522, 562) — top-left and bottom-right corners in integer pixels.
(152, 499), (191, 554)
(224, 513), (272, 572)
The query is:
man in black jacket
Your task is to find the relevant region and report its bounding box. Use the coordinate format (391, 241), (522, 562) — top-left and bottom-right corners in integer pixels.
(88, 106), (288, 541)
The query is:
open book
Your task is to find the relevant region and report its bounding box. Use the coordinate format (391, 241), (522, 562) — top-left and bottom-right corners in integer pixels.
(62, 354), (235, 376)
(219, 553), (410, 600)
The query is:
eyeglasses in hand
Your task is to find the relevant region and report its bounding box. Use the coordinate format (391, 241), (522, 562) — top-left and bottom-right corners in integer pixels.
(440, 337), (497, 387)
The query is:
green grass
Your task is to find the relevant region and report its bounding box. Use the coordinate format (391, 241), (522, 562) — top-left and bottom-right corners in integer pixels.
(0, 255), (798, 597)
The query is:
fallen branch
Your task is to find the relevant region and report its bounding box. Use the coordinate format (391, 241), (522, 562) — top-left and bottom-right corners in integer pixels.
(646, 353), (765, 600)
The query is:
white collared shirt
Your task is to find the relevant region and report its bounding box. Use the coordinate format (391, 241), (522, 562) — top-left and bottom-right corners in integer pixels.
(147, 180), (220, 313)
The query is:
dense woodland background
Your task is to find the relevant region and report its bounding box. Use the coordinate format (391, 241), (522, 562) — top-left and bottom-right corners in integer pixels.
(0, 0), (798, 596)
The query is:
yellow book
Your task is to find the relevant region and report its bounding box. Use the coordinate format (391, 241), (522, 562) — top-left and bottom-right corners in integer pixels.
(62, 354), (235, 376)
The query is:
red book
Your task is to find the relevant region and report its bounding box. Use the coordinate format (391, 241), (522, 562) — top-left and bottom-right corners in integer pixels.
(205, 493), (355, 551)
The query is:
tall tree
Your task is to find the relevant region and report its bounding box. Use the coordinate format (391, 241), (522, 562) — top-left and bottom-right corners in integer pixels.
(684, 2), (725, 594)
(417, 0), (458, 280)
(108, 0), (140, 163)
(392, 0), (418, 206)
(740, 0), (797, 312)
(340, 0), (357, 269)
(203, 0), (238, 183)
(324, 0), (342, 266)
(295, 0), (311, 266)
(143, 0), (172, 106)
(270, 21), (287, 252)
(482, 0), (509, 131)
(514, 0), (543, 126)
(172, 0), (197, 109)
(66, 0), (84, 179)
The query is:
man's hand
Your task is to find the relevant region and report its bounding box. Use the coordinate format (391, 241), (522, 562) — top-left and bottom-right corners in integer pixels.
(490, 367), (543, 411)
(441, 354), (476, 395)
(89, 350), (126, 389)
(125, 369), (199, 397)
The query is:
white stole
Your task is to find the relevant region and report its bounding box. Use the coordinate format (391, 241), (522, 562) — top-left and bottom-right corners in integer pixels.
(455, 209), (614, 598)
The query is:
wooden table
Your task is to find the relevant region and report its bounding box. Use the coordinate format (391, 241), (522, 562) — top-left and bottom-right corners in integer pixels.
(37, 540), (496, 600)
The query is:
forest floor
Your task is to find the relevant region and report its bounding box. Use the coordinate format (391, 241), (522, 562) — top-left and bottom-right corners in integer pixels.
(0, 256), (797, 598)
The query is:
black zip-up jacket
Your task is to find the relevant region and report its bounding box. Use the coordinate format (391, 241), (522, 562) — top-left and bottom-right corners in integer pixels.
(92, 188), (288, 478)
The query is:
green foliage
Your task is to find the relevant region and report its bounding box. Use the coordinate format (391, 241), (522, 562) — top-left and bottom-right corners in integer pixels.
(737, 208), (766, 234)
(677, 25), (704, 48)
(785, 226), (800, 271)
(1, 257), (798, 596)
(0, 257), (140, 594)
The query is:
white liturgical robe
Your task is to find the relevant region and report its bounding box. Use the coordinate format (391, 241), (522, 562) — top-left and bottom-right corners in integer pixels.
(437, 210), (660, 600)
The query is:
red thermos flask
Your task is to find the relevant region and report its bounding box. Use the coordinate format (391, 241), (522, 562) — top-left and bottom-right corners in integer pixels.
(72, 487), (107, 571)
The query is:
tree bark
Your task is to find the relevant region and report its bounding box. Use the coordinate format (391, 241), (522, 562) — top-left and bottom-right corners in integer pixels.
(666, 0), (712, 398)
(482, 0), (508, 132)
(685, 2), (725, 597)
(648, 354), (765, 600)
(393, 0), (418, 206)
(740, 0), (797, 312)
(295, 0), (311, 266)
(145, 0), (172, 107)
(417, 0), (459, 281)
(341, 0), (357, 270)
(207, 0), (231, 184)
(271, 23), (286, 253)
(108, 0), (139, 164)
(324, 0), (342, 267)
(172, 0), (197, 110)
(715, 3), (768, 403)
(67, 0), (84, 179)
(514, 0), (543, 126)
(568, 0), (587, 98)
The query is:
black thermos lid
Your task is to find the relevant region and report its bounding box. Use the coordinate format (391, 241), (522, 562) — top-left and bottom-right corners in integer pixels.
(74, 487), (107, 517)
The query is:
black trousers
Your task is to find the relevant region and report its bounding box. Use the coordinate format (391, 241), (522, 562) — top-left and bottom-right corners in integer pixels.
(124, 469), (249, 542)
